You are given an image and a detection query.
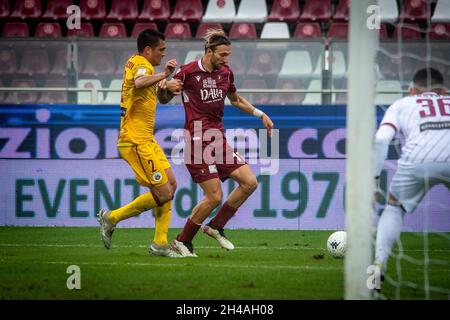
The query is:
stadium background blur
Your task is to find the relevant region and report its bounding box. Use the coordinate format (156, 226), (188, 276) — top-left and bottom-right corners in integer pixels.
(1, 0), (449, 106)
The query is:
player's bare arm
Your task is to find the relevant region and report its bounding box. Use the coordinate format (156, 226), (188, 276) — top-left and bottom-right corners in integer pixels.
(157, 79), (183, 104)
(135, 59), (178, 89)
(227, 91), (274, 137)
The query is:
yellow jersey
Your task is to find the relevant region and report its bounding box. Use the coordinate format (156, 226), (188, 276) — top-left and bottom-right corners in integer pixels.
(118, 54), (157, 146)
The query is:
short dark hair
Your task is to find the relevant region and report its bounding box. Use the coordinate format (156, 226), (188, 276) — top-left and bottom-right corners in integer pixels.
(137, 29), (165, 52)
(413, 67), (444, 89)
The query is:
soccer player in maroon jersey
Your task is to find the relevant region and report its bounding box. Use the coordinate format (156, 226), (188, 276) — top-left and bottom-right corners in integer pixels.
(157, 29), (274, 257)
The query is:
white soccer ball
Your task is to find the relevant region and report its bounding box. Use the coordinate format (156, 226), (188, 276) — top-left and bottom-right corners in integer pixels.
(327, 231), (347, 258)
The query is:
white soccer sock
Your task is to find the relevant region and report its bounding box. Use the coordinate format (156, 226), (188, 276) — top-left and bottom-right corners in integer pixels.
(375, 205), (404, 269)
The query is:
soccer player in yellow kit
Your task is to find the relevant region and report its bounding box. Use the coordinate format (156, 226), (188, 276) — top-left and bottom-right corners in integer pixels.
(98, 29), (183, 257)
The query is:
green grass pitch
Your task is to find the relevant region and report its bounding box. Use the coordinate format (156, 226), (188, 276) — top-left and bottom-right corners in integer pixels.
(0, 227), (448, 300)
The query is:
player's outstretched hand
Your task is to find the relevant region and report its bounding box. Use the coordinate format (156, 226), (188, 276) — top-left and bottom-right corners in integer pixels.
(159, 79), (183, 95)
(262, 114), (274, 138)
(164, 59), (178, 77)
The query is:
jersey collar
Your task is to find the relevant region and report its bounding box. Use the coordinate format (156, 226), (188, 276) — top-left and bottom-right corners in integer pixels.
(198, 59), (206, 72)
(198, 58), (219, 74)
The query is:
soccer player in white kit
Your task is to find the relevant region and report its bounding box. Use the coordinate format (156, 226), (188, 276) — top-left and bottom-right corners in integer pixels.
(373, 68), (450, 280)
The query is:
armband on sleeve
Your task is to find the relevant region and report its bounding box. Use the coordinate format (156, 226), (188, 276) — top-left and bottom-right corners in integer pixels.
(253, 108), (264, 118)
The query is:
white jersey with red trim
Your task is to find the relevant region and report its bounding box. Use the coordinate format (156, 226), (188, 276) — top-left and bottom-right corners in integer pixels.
(380, 92), (450, 164)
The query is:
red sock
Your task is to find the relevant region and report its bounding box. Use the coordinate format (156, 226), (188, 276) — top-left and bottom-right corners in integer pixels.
(209, 201), (237, 229)
(177, 218), (201, 243)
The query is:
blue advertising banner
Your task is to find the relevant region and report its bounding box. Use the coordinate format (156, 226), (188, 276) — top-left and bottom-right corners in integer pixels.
(0, 104), (391, 160)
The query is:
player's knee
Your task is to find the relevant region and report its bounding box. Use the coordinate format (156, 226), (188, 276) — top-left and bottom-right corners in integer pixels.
(157, 193), (172, 205)
(171, 181), (178, 195)
(155, 186), (175, 204)
(249, 178), (258, 193)
(206, 191), (222, 208)
(241, 177), (258, 195)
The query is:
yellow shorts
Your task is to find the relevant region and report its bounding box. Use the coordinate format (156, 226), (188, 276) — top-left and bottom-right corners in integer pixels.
(118, 141), (171, 188)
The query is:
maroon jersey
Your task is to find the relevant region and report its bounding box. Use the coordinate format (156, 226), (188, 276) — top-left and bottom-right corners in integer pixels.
(173, 59), (237, 134)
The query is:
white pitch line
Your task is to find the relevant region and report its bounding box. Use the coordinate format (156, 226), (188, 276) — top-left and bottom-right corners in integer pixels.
(0, 243), (449, 253)
(28, 260), (343, 271)
(1, 259), (448, 274)
(0, 243), (324, 250)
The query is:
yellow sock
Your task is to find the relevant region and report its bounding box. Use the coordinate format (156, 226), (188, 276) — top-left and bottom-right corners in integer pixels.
(153, 200), (172, 246)
(109, 192), (158, 225)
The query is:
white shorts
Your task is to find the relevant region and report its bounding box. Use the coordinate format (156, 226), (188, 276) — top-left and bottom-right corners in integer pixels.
(389, 162), (450, 213)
